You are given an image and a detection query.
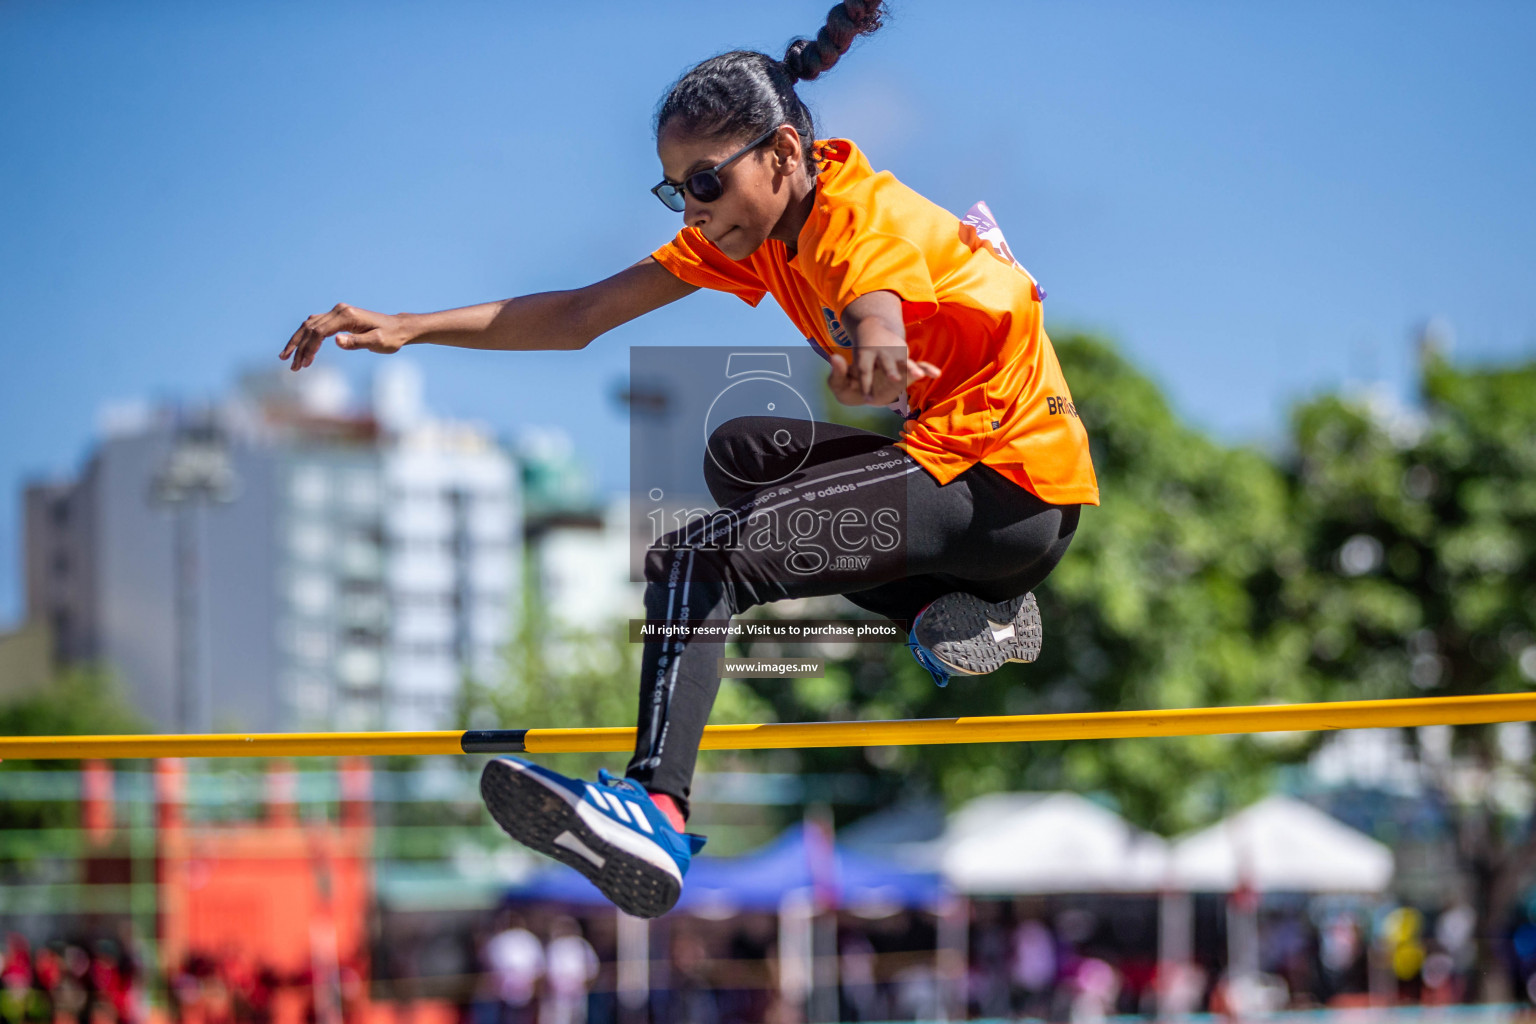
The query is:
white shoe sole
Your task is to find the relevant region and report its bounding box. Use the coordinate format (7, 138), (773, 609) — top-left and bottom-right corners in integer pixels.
(480, 759), (683, 918)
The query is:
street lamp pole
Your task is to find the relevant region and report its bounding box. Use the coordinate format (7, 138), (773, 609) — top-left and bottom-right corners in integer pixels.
(152, 421), (237, 734)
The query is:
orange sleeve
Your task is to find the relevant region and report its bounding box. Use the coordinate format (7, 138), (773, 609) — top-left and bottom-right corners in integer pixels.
(800, 203), (939, 324)
(651, 228), (769, 307)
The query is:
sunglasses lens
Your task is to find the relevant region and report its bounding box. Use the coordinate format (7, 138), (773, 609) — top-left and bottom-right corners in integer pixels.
(687, 171), (723, 204)
(654, 184), (686, 212)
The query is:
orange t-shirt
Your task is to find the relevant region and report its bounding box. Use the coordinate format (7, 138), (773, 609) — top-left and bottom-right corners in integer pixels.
(650, 138), (1099, 506)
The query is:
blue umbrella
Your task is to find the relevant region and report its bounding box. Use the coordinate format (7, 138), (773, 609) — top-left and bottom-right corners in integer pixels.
(502, 822), (947, 914)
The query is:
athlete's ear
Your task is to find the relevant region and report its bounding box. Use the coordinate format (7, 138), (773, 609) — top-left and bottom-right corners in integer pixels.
(773, 125), (803, 176)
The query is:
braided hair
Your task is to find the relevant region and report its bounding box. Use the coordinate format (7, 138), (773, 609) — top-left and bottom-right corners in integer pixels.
(654, 1), (887, 171)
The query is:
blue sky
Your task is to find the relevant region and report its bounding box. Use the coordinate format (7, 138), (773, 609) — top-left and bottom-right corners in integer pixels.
(2, 1), (1533, 626)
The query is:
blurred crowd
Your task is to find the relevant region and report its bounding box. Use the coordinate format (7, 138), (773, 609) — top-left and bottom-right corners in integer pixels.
(164, 949), (368, 1024)
(469, 915), (601, 1024)
(0, 893), (1521, 1024)
(962, 899), (1484, 1019)
(455, 905), (1120, 1024)
(449, 896), (1498, 1024)
(0, 933), (142, 1024)
(0, 934), (373, 1024)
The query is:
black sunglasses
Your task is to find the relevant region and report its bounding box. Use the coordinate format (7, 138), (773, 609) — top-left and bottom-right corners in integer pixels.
(651, 126), (780, 213)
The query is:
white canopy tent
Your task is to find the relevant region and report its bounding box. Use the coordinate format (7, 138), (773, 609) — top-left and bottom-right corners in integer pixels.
(1163, 795), (1396, 1013)
(858, 790), (1394, 896)
(1167, 794), (1394, 893)
(938, 792), (1171, 894)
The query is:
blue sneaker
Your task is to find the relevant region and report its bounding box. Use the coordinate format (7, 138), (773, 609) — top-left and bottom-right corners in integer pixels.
(480, 758), (706, 919)
(908, 591), (1043, 687)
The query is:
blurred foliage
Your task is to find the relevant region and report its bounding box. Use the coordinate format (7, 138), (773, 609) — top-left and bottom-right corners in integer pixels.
(0, 667), (147, 744)
(1286, 352), (1536, 707)
(1281, 350), (1536, 998)
(0, 666), (149, 841)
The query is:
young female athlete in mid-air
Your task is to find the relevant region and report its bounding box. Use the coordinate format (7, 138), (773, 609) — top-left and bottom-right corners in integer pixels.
(280, 0), (1097, 918)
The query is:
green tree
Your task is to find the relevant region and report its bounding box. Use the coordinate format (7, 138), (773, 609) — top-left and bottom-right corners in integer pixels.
(1283, 349), (1536, 999)
(0, 666), (149, 843)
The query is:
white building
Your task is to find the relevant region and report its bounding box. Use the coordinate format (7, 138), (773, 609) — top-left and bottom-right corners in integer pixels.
(529, 493), (644, 636)
(24, 363), (521, 733)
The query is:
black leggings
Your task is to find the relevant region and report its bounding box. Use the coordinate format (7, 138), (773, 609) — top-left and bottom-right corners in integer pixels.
(625, 416), (1079, 816)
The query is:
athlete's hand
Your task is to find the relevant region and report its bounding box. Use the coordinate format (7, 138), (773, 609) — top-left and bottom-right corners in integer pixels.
(828, 350), (942, 406)
(280, 303), (413, 371)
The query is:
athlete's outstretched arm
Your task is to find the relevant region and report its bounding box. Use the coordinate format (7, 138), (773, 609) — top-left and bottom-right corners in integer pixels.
(279, 257), (697, 371)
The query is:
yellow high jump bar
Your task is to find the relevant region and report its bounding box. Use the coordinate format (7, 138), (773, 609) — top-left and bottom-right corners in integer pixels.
(0, 692), (1533, 760)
